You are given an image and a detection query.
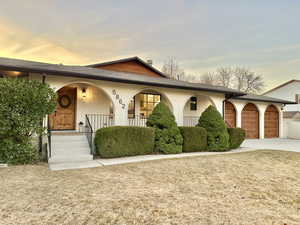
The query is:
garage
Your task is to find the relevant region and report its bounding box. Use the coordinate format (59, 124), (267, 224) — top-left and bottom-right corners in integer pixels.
(264, 105), (279, 138)
(242, 103), (259, 139)
(224, 101), (236, 128)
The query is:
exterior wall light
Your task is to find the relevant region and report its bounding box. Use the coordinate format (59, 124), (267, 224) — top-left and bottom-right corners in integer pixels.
(82, 88), (87, 98)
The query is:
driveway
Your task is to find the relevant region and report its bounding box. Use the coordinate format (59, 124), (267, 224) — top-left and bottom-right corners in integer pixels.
(242, 138), (300, 152)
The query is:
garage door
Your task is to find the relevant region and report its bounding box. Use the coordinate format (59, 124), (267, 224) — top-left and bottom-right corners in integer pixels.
(264, 105), (279, 138)
(225, 101), (236, 128)
(242, 103), (259, 139)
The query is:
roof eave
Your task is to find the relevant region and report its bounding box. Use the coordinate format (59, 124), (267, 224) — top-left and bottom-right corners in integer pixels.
(0, 64), (243, 96)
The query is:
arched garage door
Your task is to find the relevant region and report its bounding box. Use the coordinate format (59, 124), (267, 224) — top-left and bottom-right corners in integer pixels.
(264, 105), (279, 138)
(225, 101), (236, 128)
(242, 103), (259, 139)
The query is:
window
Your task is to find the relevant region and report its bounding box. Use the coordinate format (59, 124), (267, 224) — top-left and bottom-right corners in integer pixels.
(190, 96), (197, 111)
(296, 94), (300, 104)
(140, 93), (161, 117)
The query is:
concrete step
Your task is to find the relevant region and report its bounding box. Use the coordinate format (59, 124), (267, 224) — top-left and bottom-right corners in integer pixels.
(51, 148), (91, 157)
(52, 142), (90, 149)
(49, 160), (102, 171)
(49, 154), (93, 164)
(52, 135), (87, 142)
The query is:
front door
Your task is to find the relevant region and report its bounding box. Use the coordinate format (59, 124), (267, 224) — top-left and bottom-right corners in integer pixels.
(49, 87), (77, 130)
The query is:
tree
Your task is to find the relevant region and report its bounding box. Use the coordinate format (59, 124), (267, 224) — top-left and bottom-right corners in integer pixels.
(200, 72), (216, 85)
(197, 105), (229, 151)
(0, 78), (57, 164)
(200, 66), (265, 94)
(161, 57), (186, 80)
(146, 102), (183, 154)
(234, 67), (264, 93)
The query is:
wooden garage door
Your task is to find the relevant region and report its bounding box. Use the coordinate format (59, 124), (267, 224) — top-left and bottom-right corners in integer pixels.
(225, 101), (236, 128)
(242, 103), (259, 139)
(264, 105), (279, 138)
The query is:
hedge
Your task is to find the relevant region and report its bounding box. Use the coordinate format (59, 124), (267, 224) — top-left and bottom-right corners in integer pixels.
(197, 105), (229, 151)
(179, 127), (207, 152)
(95, 126), (155, 158)
(228, 128), (246, 149)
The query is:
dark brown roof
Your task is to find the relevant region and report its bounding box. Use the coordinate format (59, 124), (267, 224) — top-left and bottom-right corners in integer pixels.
(87, 56), (167, 77)
(233, 94), (296, 104)
(0, 57), (244, 95)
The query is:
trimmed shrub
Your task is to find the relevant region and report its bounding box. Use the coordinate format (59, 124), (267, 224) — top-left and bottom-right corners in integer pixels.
(228, 128), (246, 149)
(179, 127), (207, 152)
(95, 126), (155, 158)
(197, 105), (229, 151)
(146, 102), (183, 154)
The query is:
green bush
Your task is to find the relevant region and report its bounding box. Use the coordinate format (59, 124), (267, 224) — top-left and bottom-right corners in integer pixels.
(197, 105), (229, 151)
(179, 127), (207, 152)
(95, 126), (155, 158)
(0, 137), (39, 164)
(146, 102), (183, 154)
(0, 78), (57, 164)
(228, 128), (246, 149)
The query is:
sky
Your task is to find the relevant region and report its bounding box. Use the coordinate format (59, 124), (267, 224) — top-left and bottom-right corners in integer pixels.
(1, 0), (300, 91)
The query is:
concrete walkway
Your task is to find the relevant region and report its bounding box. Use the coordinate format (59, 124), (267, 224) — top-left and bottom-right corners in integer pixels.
(50, 147), (255, 171)
(49, 138), (300, 171)
(242, 138), (300, 152)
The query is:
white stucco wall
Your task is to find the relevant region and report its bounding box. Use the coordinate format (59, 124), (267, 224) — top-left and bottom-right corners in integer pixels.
(29, 73), (284, 139)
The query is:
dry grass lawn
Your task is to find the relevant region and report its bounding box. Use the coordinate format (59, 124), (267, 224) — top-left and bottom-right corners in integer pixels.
(0, 150), (300, 225)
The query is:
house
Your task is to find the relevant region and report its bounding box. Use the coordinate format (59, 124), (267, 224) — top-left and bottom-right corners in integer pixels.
(0, 56), (294, 164)
(263, 80), (300, 139)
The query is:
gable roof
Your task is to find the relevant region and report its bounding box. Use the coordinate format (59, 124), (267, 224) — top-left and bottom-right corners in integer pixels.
(87, 56), (167, 78)
(263, 80), (300, 95)
(233, 94), (296, 105)
(0, 57), (244, 96)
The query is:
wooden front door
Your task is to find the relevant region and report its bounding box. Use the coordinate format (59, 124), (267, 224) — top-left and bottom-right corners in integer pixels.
(242, 103), (259, 139)
(264, 105), (279, 138)
(49, 87), (77, 130)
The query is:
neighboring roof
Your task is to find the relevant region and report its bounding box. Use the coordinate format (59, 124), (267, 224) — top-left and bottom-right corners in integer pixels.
(263, 80), (300, 95)
(283, 111), (300, 119)
(233, 94), (296, 104)
(0, 57), (244, 95)
(87, 56), (167, 77)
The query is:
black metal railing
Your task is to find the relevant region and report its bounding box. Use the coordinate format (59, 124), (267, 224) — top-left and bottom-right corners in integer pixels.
(183, 116), (199, 127)
(86, 114), (114, 131)
(47, 116), (52, 160)
(85, 115), (94, 156)
(128, 115), (148, 127)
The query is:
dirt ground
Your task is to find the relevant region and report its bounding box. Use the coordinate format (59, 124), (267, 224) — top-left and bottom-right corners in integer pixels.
(0, 150), (299, 225)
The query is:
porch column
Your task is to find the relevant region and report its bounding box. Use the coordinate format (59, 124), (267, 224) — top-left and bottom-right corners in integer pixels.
(236, 108), (242, 128)
(258, 105), (267, 139)
(114, 103), (128, 126)
(168, 96), (187, 126)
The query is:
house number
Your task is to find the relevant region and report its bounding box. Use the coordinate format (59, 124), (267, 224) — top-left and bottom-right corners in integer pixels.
(112, 89), (126, 109)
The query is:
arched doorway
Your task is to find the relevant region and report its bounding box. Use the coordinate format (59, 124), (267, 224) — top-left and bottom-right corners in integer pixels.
(242, 103), (259, 139)
(49, 83), (114, 131)
(224, 101), (236, 128)
(127, 89), (173, 126)
(264, 105), (279, 138)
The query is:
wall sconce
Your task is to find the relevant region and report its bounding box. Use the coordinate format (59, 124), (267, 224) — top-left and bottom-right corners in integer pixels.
(82, 88), (87, 99)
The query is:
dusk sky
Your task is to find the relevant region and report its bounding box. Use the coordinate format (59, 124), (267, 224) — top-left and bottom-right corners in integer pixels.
(1, 0), (300, 91)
